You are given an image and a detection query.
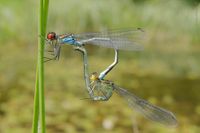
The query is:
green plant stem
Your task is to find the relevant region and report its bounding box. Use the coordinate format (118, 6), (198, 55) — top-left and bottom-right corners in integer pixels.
(32, 68), (39, 133)
(38, 0), (45, 132)
(43, 0), (49, 33)
(32, 0), (49, 133)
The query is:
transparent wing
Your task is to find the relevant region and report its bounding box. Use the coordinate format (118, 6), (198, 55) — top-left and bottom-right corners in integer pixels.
(74, 28), (144, 51)
(89, 80), (114, 100)
(114, 86), (178, 127)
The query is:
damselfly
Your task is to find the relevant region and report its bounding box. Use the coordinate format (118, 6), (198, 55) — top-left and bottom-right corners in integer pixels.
(74, 46), (178, 127)
(45, 28), (144, 62)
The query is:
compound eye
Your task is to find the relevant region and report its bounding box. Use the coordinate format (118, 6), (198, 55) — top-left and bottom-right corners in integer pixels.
(47, 32), (56, 40)
(90, 72), (99, 81)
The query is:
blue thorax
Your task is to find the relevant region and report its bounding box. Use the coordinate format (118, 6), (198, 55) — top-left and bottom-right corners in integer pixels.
(59, 35), (80, 46)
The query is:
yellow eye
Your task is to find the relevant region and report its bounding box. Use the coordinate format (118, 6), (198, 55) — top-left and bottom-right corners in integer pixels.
(90, 75), (96, 81)
(90, 72), (98, 81)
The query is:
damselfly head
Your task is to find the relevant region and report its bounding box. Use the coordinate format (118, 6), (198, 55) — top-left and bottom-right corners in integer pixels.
(90, 72), (99, 81)
(47, 32), (57, 40)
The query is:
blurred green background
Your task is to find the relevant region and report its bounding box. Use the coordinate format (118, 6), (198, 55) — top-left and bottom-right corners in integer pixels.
(0, 0), (200, 132)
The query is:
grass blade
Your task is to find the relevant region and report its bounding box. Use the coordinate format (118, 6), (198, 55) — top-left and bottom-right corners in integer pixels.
(32, 0), (49, 133)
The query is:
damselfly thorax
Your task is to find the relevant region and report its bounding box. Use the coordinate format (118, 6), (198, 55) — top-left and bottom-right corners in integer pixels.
(89, 72), (114, 101)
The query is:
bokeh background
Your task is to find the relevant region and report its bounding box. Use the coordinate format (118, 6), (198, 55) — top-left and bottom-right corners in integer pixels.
(0, 0), (200, 132)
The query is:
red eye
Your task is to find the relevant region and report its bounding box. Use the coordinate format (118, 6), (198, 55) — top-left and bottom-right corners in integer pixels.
(47, 32), (56, 40)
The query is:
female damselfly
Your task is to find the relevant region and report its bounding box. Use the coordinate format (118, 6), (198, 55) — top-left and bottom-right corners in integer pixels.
(74, 46), (178, 127)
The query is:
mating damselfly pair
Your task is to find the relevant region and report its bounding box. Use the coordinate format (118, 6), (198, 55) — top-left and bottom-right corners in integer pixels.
(45, 28), (178, 127)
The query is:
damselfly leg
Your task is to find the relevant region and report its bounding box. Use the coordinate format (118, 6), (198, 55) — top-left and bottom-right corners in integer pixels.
(44, 45), (61, 62)
(43, 34), (61, 62)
